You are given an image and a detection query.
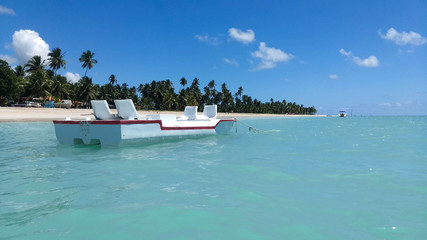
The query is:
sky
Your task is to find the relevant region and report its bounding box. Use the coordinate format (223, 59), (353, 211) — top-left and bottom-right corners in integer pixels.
(0, 0), (426, 115)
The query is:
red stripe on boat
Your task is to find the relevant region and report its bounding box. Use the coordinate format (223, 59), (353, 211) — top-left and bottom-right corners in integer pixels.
(52, 119), (235, 131)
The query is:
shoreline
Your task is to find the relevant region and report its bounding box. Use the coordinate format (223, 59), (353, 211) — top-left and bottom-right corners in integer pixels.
(0, 107), (326, 122)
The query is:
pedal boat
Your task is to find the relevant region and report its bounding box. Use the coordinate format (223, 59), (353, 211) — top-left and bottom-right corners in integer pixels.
(53, 100), (235, 146)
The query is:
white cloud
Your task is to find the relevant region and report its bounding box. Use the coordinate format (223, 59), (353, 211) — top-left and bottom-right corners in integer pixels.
(223, 58), (239, 66)
(195, 34), (219, 45)
(339, 48), (352, 57)
(0, 54), (18, 64)
(353, 56), (380, 68)
(228, 28), (255, 44)
(380, 28), (426, 46)
(0, 5), (15, 15)
(251, 42), (293, 70)
(65, 72), (81, 84)
(329, 74), (339, 79)
(339, 48), (379, 68)
(11, 29), (50, 64)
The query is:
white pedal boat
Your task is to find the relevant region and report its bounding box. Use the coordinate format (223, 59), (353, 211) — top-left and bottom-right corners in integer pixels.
(53, 100), (236, 146)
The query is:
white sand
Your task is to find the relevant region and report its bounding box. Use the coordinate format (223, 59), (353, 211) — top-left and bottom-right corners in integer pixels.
(0, 107), (326, 122)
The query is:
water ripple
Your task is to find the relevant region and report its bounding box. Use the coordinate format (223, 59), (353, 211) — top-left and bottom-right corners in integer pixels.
(1, 118), (426, 239)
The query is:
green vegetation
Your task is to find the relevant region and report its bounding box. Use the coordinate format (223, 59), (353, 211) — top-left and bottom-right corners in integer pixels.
(0, 49), (317, 114)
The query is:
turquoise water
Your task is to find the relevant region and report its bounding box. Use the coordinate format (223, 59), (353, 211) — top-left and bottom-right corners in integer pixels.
(1, 117), (426, 239)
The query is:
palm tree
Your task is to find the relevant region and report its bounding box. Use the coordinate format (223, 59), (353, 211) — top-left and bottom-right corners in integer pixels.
(202, 86), (211, 105)
(163, 93), (177, 110)
(48, 48), (66, 77)
(165, 79), (173, 91)
(220, 83), (233, 112)
(76, 76), (97, 103)
(129, 86), (138, 104)
(191, 78), (199, 89)
(180, 77), (187, 89)
(189, 78), (202, 108)
(109, 74), (117, 85)
(27, 69), (51, 98)
(235, 86), (243, 98)
(25, 56), (45, 73)
(177, 91), (188, 110)
(51, 75), (70, 99)
(120, 83), (130, 99)
(137, 83), (146, 97)
(203, 86), (210, 97)
(111, 84), (120, 102)
(208, 80), (216, 90)
(79, 50), (97, 77)
(14, 65), (25, 78)
(13, 65), (27, 95)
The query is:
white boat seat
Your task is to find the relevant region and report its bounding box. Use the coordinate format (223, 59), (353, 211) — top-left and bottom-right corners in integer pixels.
(91, 100), (120, 120)
(178, 106), (197, 120)
(114, 99), (144, 120)
(197, 105), (217, 120)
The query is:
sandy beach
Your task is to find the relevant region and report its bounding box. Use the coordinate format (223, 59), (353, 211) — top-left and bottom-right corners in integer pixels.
(0, 107), (326, 122)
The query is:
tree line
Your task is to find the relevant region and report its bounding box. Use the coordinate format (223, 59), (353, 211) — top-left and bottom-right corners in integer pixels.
(0, 48), (317, 114)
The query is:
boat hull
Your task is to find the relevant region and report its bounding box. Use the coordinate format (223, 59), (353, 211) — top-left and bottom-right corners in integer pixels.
(53, 119), (235, 146)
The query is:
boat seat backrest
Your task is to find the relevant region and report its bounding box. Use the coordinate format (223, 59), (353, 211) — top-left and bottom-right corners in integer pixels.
(202, 105), (217, 119)
(91, 100), (118, 120)
(114, 99), (141, 119)
(183, 106), (197, 120)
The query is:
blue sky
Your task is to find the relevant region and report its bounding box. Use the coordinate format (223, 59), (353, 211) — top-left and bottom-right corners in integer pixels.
(1, 0), (426, 115)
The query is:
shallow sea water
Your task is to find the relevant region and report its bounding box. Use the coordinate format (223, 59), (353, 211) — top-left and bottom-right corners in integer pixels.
(1, 116), (426, 239)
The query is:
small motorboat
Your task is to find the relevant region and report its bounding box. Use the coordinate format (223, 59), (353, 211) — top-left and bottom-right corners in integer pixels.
(338, 110), (346, 117)
(11, 98), (43, 108)
(53, 99), (236, 146)
(54, 100), (72, 109)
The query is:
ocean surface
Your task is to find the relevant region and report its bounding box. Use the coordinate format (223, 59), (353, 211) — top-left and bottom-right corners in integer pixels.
(1, 116), (426, 239)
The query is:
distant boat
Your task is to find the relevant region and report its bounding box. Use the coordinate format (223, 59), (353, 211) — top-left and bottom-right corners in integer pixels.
(11, 97), (43, 108)
(338, 110), (346, 117)
(54, 100), (72, 109)
(53, 99), (236, 146)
